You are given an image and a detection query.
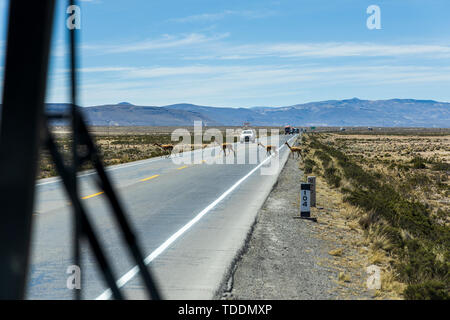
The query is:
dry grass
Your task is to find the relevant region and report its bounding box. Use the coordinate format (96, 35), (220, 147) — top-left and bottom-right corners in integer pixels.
(319, 133), (450, 225)
(329, 248), (345, 256)
(299, 131), (450, 299)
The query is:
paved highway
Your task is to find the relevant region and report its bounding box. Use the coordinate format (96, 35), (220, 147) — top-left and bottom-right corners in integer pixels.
(27, 133), (299, 299)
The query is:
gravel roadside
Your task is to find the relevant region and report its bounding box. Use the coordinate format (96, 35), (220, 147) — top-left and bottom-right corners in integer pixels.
(218, 154), (374, 300)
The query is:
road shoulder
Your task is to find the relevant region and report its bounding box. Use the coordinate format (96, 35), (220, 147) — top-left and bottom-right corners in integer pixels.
(218, 155), (375, 300)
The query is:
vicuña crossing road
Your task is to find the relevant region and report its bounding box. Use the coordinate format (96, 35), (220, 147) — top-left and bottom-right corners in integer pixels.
(27, 134), (298, 299)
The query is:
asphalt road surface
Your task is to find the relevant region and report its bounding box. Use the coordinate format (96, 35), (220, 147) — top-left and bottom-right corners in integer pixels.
(27, 133), (299, 299)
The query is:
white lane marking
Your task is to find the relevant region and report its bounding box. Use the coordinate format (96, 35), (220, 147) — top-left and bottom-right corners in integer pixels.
(95, 134), (297, 300)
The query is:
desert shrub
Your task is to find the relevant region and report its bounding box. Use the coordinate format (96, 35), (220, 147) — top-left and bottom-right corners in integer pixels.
(431, 161), (450, 172)
(404, 280), (449, 300)
(324, 167), (341, 188)
(397, 239), (448, 282)
(304, 158), (316, 174)
(407, 173), (431, 187)
(359, 211), (379, 230)
(410, 157), (427, 169)
(314, 150), (332, 168)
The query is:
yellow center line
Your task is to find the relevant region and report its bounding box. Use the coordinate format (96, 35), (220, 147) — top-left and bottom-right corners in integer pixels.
(140, 174), (160, 182)
(177, 165), (188, 170)
(82, 191), (104, 200)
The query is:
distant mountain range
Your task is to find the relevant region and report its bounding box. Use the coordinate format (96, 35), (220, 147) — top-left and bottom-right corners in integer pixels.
(41, 98), (450, 127)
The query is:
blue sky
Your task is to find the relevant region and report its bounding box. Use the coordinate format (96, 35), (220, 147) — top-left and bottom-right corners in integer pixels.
(1, 0), (450, 107)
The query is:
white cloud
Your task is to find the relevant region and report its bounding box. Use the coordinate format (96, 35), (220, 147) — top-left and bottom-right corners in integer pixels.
(122, 65), (244, 79)
(70, 63), (450, 84)
(78, 30), (450, 61)
(78, 66), (134, 73)
(265, 43), (450, 58)
(82, 33), (230, 54)
(47, 32), (450, 106)
(184, 42), (450, 60)
(168, 10), (276, 23)
(73, 64), (449, 106)
(46, 63), (450, 106)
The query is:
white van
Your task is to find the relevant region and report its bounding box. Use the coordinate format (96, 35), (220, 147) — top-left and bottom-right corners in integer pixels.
(240, 129), (256, 143)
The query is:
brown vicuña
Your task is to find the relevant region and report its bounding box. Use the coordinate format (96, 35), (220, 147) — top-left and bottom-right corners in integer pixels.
(218, 142), (236, 156)
(258, 142), (277, 156)
(285, 142), (302, 158)
(153, 143), (174, 157)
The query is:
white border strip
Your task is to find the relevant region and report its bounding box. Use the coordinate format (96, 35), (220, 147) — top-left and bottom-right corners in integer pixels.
(95, 135), (297, 300)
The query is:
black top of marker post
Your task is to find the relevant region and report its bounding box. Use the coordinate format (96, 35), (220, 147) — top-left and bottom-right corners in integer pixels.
(301, 183), (311, 191)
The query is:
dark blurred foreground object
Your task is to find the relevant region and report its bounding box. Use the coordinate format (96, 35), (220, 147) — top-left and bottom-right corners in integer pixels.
(0, 0), (56, 300)
(0, 0), (160, 300)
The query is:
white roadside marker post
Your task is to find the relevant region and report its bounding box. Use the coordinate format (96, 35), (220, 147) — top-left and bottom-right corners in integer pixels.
(299, 183), (317, 222)
(300, 183), (311, 217)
